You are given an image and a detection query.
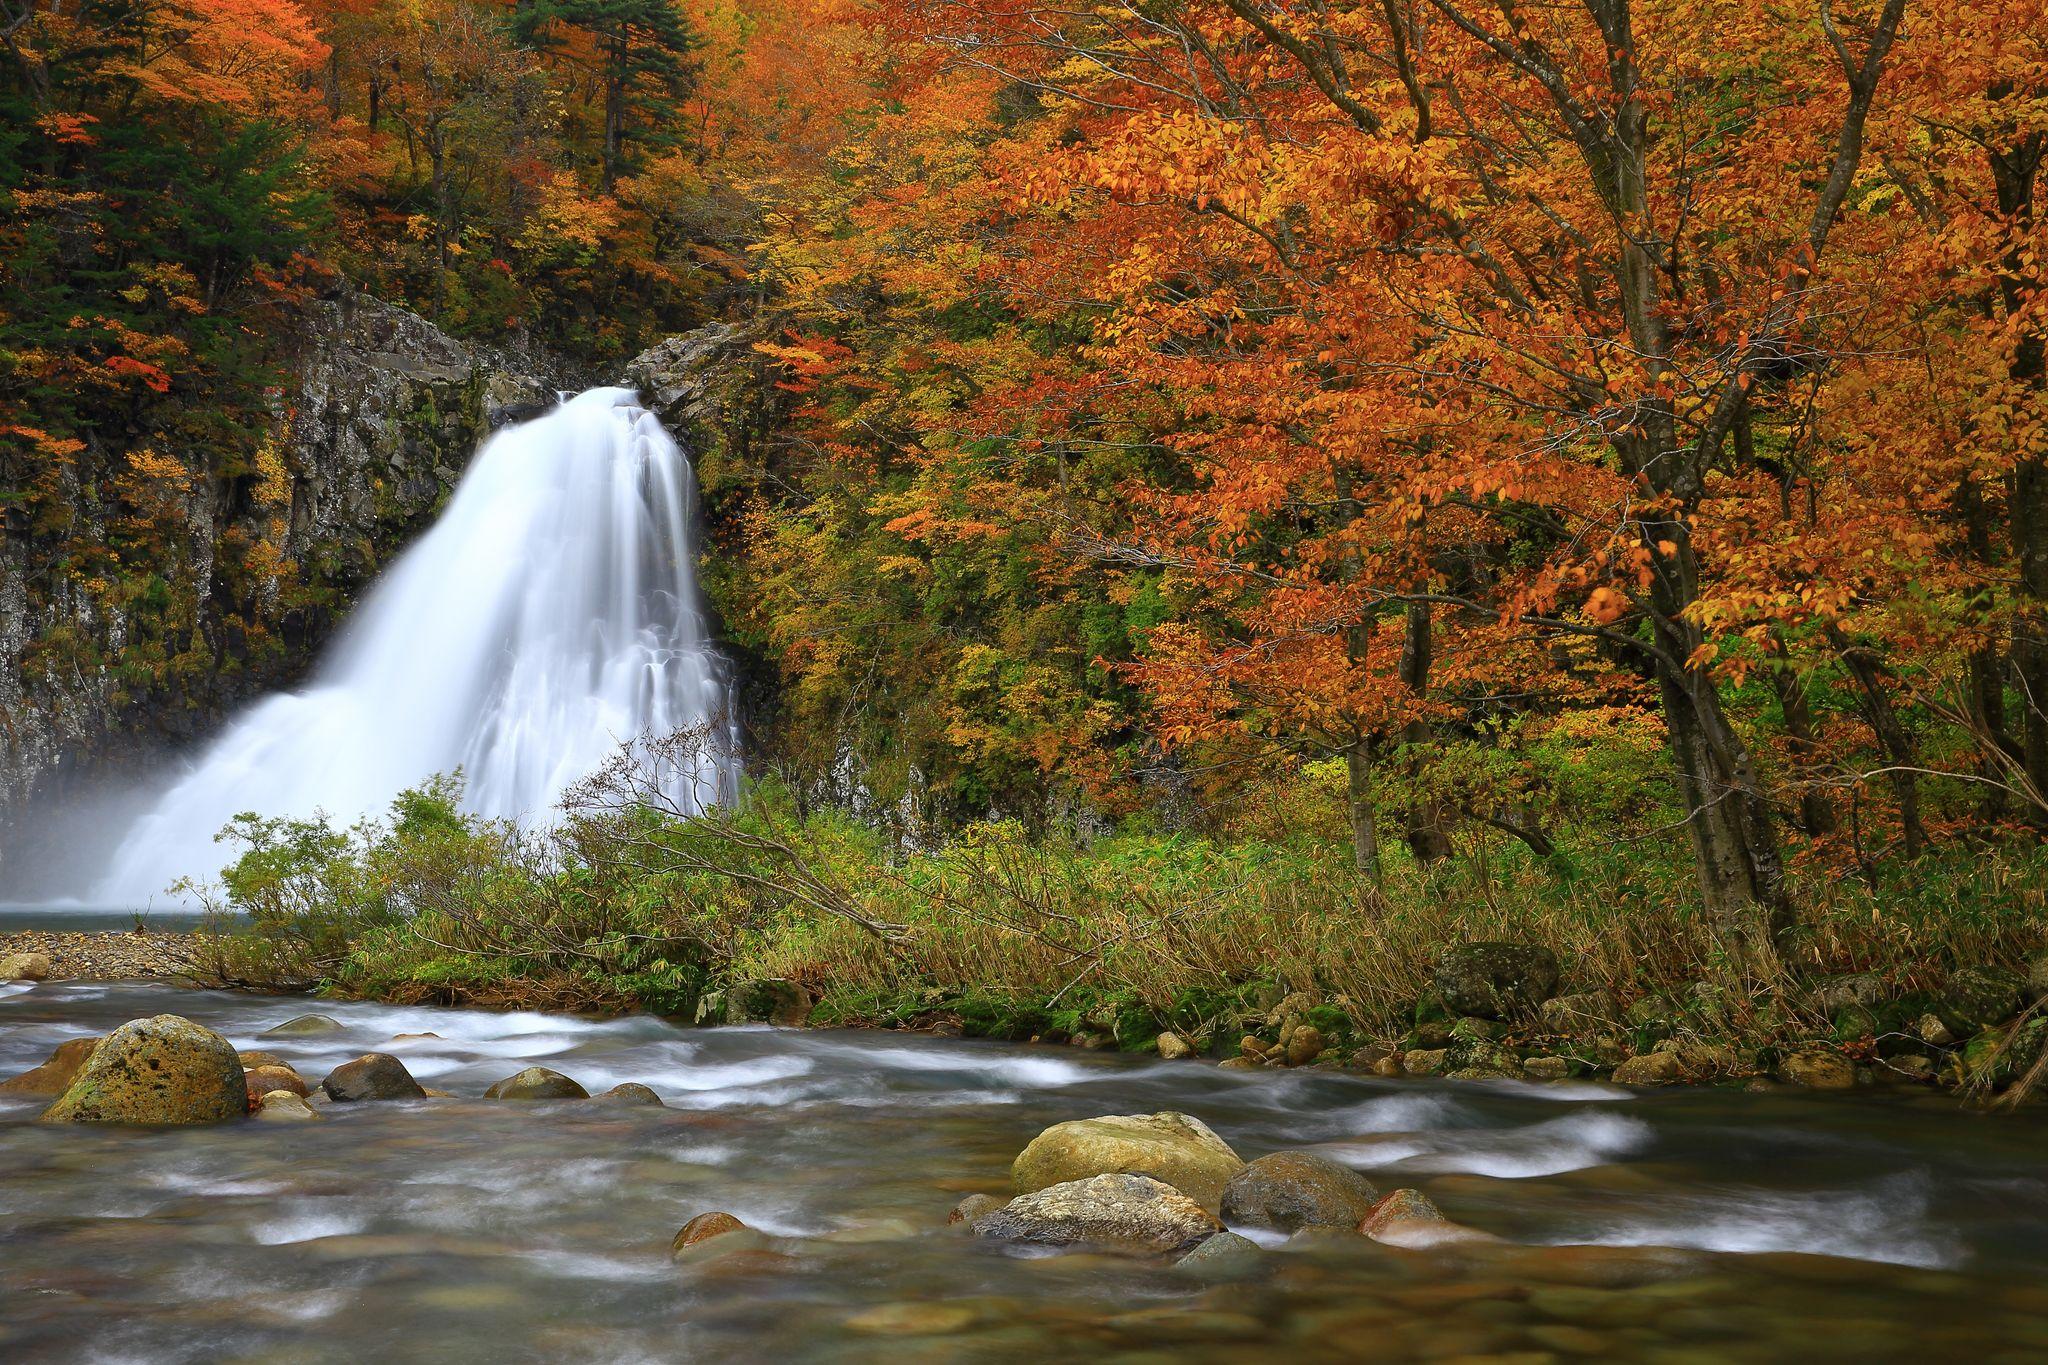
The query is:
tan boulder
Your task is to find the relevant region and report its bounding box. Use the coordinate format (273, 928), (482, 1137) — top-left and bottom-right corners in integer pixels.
(39, 1015), (245, 1125)
(975, 1173), (1222, 1256)
(254, 1091), (321, 1122)
(0, 951), (53, 981)
(1012, 1111), (1244, 1213)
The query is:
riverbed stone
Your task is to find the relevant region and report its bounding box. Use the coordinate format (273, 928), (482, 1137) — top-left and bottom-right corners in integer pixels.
(1220, 1151), (1379, 1232)
(948, 1193), (1005, 1226)
(1012, 1111), (1244, 1212)
(1939, 966), (2025, 1035)
(1174, 1230), (1265, 1279)
(1216, 1056), (1259, 1070)
(1358, 1188), (1494, 1247)
(321, 1052), (426, 1101)
(255, 1090), (321, 1122)
(0, 1037), (100, 1096)
(1776, 1047), (1856, 1089)
(243, 1065), (309, 1106)
(484, 1067), (589, 1100)
(1914, 1013), (1955, 1047)
(264, 1015), (346, 1037)
(39, 1015), (245, 1125)
(1522, 1055), (1573, 1081)
(975, 1173), (1222, 1256)
(594, 1082), (663, 1106)
(1156, 1031), (1193, 1060)
(0, 951), (53, 981)
(671, 1213), (771, 1265)
(236, 1050), (291, 1070)
(1435, 942), (1560, 1019)
(1611, 1051), (1684, 1086)
(1402, 1047), (1450, 1075)
(1283, 1024), (1325, 1066)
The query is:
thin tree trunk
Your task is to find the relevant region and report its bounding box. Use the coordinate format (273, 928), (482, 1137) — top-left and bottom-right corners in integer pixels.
(1398, 601), (1452, 863)
(1827, 624), (1926, 860)
(1771, 634), (1836, 837)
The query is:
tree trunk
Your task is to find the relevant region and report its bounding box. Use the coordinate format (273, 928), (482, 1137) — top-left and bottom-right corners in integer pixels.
(1346, 737), (1381, 883)
(1770, 634), (1836, 837)
(1398, 601), (1452, 863)
(1828, 625), (1926, 860)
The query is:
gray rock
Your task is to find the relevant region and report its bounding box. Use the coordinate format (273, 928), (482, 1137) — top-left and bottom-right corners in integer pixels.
(974, 1174), (1222, 1256)
(623, 324), (747, 431)
(39, 1015), (245, 1125)
(483, 1067), (588, 1100)
(1435, 942), (1560, 1019)
(1221, 1151), (1378, 1232)
(321, 1053), (426, 1102)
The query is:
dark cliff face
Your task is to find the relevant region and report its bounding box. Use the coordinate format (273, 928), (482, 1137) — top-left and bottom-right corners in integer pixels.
(0, 292), (552, 865)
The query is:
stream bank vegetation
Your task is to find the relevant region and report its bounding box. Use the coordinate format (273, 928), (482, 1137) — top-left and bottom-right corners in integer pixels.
(184, 730), (2048, 1107)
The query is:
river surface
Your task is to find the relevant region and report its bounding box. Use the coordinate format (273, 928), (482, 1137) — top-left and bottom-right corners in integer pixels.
(3, 982), (2046, 1363)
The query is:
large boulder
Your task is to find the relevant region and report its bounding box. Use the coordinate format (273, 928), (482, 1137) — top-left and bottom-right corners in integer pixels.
(321, 1053), (426, 1101)
(1220, 1152), (1379, 1233)
(1435, 942), (1560, 1019)
(1, 951), (53, 981)
(1013, 1111), (1244, 1213)
(39, 1015), (245, 1125)
(974, 1174), (1222, 1257)
(0, 1037), (100, 1096)
(483, 1067), (589, 1100)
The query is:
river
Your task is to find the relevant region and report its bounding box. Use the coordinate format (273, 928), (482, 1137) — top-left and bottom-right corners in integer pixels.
(3, 981), (2046, 1362)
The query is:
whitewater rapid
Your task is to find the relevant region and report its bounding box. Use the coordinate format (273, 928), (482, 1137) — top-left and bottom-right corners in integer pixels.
(96, 387), (737, 901)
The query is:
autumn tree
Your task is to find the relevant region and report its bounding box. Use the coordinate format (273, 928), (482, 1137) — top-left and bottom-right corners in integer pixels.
(513, 0), (699, 188)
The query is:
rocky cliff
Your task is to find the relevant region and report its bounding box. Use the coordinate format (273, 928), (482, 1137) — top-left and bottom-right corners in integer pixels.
(0, 292), (554, 868)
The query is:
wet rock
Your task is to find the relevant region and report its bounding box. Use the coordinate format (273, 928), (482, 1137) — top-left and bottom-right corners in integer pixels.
(1372, 1055), (1402, 1077)
(1220, 1151), (1379, 1232)
(670, 1211), (770, 1264)
(1358, 1188), (1492, 1247)
(948, 1193), (1004, 1226)
(1522, 1056), (1573, 1081)
(1283, 1025), (1325, 1066)
(1449, 1016), (1506, 1045)
(1939, 966), (2025, 1035)
(1435, 942), (1560, 1019)
(321, 1053), (426, 1102)
(255, 1091), (321, 1122)
(1776, 1047), (1856, 1089)
(0, 1037), (99, 1096)
(1239, 1035), (1268, 1060)
(0, 951), (53, 981)
(1174, 1230), (1265, 1278)
(974, 1173), (1222, 1256)
(1877, 1054), (1935, 1083)
(1216, 1056), (1259, 1071)
(264, 1015), (345, 1037)
(594, 1082), (663, 1106)
(1402, 1047), (1450, 1076)
(1914, 1013), (1955, 1047)
(236, 1050), (291, 1070)
(483, 1067), (588, 1100)
(243, 1065), (309, 1106)
(1156, 1031), (1193, 1061)
(1012, 1111), (1244, 1213)
(1540, 991), (1617, 1033)
(1610, 1051), (1684, 1086)
(39, 1015), (245, 1125)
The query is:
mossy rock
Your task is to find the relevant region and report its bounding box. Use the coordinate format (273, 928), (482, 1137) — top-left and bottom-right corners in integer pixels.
(1939, 967), (2025, 1036)
(39, 1015), (245, 1125)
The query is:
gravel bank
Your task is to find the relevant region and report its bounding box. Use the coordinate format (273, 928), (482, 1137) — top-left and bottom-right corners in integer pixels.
(0, 931), (198, 982)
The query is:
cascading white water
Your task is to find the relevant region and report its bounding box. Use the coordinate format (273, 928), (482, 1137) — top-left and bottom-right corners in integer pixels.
(96, 387), (739, 902)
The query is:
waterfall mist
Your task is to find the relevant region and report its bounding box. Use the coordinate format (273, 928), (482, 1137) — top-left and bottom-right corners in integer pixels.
(91, 387), (738, 904)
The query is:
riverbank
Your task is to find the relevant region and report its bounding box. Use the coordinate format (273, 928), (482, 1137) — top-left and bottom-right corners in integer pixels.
(0, 929), (200, 983)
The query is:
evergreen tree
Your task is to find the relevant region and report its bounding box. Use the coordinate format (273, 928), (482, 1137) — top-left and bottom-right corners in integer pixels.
(511, 0), (699, 188)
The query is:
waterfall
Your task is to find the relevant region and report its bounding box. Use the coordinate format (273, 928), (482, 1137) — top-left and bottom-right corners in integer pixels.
(96, 387), (739, 903)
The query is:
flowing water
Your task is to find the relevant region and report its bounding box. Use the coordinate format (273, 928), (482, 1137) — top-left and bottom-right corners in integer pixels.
(4, 981), (2046, 1363)
(92, 389), (737, 903)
